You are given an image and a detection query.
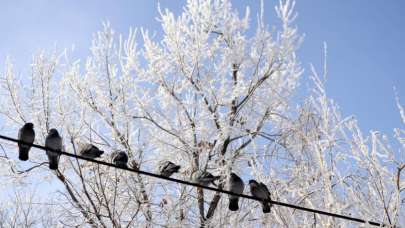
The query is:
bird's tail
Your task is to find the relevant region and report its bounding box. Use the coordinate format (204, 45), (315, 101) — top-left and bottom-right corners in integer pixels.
(262, 202), (271, 213)
(18, 147), (30, 161)
(49, 156), (59, 170)
(229, 198), (239, 211)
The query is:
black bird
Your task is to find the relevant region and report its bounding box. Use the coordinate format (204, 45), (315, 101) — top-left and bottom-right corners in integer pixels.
(78, 143), (104, 159)
(17, 123), (35, 161)
(192, 170), (220, 186)
(228, 173), (244, 211)
(249, 180), (272, 213)
(45, 129), (62, 170)
(158, 161), (181, 177)
(111, 151), (128, 168)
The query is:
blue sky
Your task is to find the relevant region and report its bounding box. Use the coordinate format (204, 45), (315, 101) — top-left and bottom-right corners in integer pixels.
(0, 0), (404, 135)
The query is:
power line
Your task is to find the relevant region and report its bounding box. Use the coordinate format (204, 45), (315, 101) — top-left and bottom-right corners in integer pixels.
(0, 134), (385, 227)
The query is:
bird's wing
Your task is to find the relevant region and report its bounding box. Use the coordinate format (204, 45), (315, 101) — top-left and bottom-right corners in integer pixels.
(115, 152), (128, 162)
(56, 136), (63, 150)
(161, 161), (171, 171)
(18, 127), (22, 140)
(236, 176), (244, 191)
(121, 152), (128, 162)
(24, 129), (35, 143)
(202, 172), (214, 179)
(46, 136), (63, 151)
(259, 182), (271, 199)
(230, 176), (244, 193)
(78, 143), (89, 154)
(91, 145), (101, 152)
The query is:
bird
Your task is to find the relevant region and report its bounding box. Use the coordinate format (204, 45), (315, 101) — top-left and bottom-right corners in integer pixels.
(228, 172), (244, 211)
(45, 129), (62, 170)
(78, 143), (104, 159)
(111, 151), (128, 168)
(158, 161), (181, 177)
(17, 123), (35, 161)
(249, 180), (272, 213)
(191, 170), (220, 186)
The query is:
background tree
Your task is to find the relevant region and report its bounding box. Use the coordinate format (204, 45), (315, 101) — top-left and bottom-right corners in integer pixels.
(0, 0), (404, 227)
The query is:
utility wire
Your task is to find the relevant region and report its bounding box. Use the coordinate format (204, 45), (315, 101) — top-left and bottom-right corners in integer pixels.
(0, 134), (385, 227)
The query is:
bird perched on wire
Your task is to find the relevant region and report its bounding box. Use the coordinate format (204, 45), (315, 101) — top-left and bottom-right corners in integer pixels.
(158, 161), (181, 177)
(249, 180), (272, 213)
(17, 122), (35, 161)
(228, 172), (244, 211)
(45, 128), (62, 170)
(111, 150), (128, 168)
(191, 170), (220, 186)
(78, 143), (104, 159)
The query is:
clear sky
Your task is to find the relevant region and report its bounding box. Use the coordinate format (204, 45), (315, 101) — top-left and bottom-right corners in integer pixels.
(0, 0), (404, 135)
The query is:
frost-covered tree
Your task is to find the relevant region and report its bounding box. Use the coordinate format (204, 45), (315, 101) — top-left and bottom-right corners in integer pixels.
(0, 0), (404, 227)
(0, 188), (59, 228)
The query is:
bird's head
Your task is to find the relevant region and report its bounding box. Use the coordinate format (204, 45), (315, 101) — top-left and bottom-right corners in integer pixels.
(248, 179), (258, 185)
(112, 150), (128, 162)
(49, 128), (59, 136)
(91, 145), (104, 155)
(24, 122), (34, 129)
